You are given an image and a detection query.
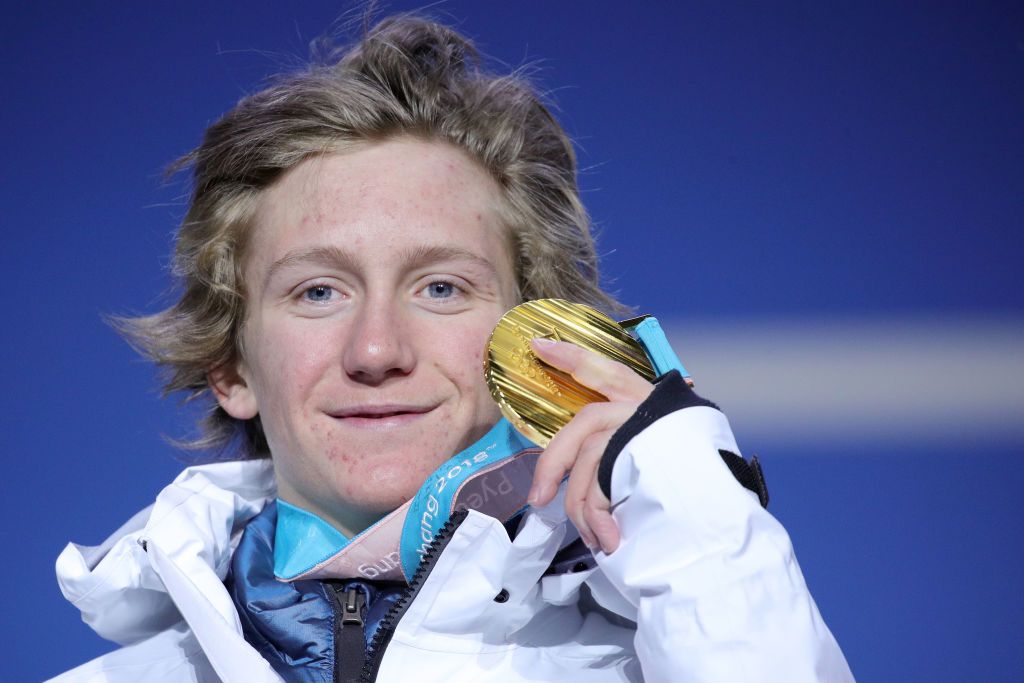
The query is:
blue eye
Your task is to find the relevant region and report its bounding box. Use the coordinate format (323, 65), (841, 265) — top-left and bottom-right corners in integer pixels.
(304, 285), (335, 303)
(425, 281), (456, 299)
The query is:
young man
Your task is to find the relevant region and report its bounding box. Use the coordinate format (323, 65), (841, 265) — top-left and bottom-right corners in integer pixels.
(52, 16), (853, 682)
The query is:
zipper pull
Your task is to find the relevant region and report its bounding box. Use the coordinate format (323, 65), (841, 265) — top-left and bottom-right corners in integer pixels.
(331, 584), (368, 682)
(342, 586), (366, 627)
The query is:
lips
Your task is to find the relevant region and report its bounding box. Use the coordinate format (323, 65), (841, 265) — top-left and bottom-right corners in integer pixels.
(326, 404), (436, 428)
(331, 404), (433, 418)
(347, 410), (408, 419)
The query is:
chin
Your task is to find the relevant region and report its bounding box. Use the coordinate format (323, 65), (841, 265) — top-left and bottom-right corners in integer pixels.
(361, 463), (438, 505)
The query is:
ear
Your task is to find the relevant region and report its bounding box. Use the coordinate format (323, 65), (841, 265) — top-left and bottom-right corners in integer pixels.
(208, 362), (259, 420)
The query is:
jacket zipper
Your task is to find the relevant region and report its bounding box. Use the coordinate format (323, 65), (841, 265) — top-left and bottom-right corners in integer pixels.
(329, 583), (367, 683)
(359, 508), (470, 683)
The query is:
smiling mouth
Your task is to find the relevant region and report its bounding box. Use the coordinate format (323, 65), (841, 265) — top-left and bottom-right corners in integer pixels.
(328, 405), (436, 428)
(349, 410), (410, 419)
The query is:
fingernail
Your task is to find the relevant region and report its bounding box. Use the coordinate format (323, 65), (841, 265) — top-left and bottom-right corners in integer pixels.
(530, 337), (557, 350)
(527, 482), (550, 506)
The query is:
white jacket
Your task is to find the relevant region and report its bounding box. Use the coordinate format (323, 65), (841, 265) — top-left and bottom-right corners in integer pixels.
(50, 406), (853, 682)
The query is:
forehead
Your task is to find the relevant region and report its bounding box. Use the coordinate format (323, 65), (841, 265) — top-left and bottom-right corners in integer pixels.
(246, 137), (511, 272)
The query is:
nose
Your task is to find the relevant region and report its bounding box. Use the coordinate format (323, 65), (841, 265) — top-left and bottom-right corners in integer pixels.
(342, 298), (416, 385)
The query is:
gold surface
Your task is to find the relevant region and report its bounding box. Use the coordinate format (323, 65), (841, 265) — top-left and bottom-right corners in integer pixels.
(484, 299), (656, 447)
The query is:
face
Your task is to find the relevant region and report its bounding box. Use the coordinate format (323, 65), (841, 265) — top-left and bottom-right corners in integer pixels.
(213, 138), (519, 536)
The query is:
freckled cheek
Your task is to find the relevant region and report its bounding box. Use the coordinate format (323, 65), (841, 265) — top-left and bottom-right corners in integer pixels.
(437, 321), (502, 424)
(252, 325), (334, 422)
(437, 327), (489, 382)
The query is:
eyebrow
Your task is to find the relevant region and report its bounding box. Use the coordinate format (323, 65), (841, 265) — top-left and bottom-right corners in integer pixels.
(264, 243), (499, 288)
(265, 245), (358, 289)
(400, 244), (499, 277)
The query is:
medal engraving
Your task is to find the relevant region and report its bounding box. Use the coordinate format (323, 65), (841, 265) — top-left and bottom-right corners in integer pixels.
(484, 299), (656, 446)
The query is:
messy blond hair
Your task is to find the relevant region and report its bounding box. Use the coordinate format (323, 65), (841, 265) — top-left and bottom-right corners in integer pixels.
(118, 15), (622, 457)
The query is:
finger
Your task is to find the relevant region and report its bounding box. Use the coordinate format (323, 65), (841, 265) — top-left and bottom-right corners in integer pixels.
(583, 476), (620, 554)
(530, 338), (653, 402)
(563, 429), (615, 548)
(529, 402), (637, 506)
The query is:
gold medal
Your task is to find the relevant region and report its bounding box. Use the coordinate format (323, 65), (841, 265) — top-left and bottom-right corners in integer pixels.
(484, 299), (657, 447)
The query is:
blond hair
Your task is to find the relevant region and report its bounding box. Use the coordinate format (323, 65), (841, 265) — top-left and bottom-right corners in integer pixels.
(118, 15), (623, 457)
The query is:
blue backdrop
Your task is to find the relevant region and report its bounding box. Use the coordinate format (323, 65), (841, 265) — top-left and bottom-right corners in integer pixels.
(4, 2), (1022, 680)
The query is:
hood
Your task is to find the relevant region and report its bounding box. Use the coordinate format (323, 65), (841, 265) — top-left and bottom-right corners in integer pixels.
(55, 459), (276, 646)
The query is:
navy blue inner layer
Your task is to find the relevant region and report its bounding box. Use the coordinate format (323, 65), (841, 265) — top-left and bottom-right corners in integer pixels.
(226, 502), (405, 681)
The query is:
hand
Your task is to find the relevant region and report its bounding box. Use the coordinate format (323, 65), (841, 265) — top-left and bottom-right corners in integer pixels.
(526, 337), (654, 554)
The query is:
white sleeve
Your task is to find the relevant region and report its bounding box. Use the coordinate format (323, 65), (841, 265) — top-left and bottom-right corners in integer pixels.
(591, 405), (855, 682)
